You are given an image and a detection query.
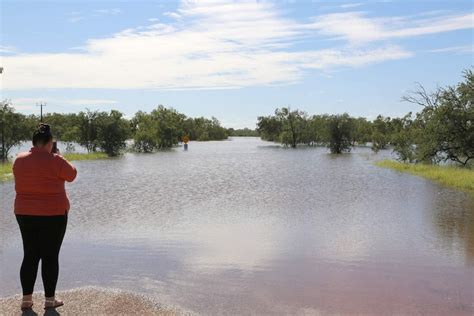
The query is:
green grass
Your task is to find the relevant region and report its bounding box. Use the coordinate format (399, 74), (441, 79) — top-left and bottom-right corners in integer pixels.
(0, 152), (108, 182)
(376, 160), (474, 195)
(0, 161), (13, 182)
(62, 152), (109, 161)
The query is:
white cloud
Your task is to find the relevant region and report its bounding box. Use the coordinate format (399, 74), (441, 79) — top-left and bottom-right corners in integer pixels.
(296, 45), (412, 69)
(1, 1), (471, 91)
(10, 97), (117, 110)
(163, 11), (182, 20)
(94, 8), (122, 15)
(69, 16), (85, 23)
(0, 45), (15, 54)
(309, 11), (473, 43)
(63, 99), (117, 105)
(8, 98), (39, 111)
(68, 8), (122, 23)
(67, 11), (84, 23)
(427, 44), (474, 54)
(339, 3), (364, 9)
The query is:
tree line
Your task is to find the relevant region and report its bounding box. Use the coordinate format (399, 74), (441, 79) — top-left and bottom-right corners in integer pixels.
(257, 69), (472, 167)
(2, 69), (472, 166)
(0, 104), (230, 159)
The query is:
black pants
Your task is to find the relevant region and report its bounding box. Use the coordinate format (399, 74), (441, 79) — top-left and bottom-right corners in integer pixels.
(16, 214), (67, 297)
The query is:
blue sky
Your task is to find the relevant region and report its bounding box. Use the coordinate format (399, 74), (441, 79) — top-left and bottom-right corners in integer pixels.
(1, 0), (473, 128)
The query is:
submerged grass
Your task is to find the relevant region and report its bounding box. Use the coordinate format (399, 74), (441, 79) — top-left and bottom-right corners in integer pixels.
(0, 152), (108, 182)
(376, 160), (474, 195)
(0, 161), (13, 182)
(62, 152), (109, 161)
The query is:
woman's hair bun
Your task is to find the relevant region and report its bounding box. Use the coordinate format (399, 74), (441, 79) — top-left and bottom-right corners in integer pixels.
(33, 123), (53, 146)
(38, 123), (51, 134)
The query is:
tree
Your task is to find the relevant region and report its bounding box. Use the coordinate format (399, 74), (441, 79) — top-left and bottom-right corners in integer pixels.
(402, 69), (474, 166)
(0, 101), (31, 160)
(207, 117), (228, 140)
(96, 110), (130, 156)
(307, 115), (330, 146)
(131, 111), (157, 153)
(351, 117), (372, 146)
(275, 107), (307, 148)
(150, 105), (185, 148)
(327, 114), (353, 154)
(256, 115), (282, 142)
(76, 109), (100, 153)
(391, 113), (416, 162)
(371, 115), (391, 152)
(42, 113), (70, 140)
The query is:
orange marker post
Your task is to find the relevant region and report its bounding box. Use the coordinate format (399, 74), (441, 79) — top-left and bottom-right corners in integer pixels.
(182, 135), (189, 150)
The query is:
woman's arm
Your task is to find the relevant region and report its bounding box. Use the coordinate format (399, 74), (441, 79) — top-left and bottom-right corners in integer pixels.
(58, 157), (77, 182)
(12, 156), (21, 178)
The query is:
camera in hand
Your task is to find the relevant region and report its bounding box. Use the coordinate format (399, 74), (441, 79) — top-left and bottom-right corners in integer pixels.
(52, 141), (58, 154)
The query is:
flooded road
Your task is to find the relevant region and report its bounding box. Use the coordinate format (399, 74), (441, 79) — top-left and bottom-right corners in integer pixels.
(1, 137), (473, 314)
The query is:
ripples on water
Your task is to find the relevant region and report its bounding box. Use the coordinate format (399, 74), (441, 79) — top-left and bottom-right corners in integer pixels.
(1, 137), (473, 314)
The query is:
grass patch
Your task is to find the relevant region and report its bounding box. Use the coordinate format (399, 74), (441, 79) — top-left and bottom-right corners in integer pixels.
(0, 152), (108, 182)
(62, 152), (109, 161)
(0, 161), (13, 182)
(376, 160), (474, 195)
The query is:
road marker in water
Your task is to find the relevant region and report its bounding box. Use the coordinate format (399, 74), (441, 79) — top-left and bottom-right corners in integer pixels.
(183, 135), (189, 150)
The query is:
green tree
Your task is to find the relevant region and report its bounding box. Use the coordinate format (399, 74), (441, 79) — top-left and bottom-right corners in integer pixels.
(76, 109), (100, 152)
(96, 110), (130, 156)
(275, 107), (307, 148)
(131, 111), (157, 153)
(391, 113), (416, 162)
(352, 117), (372, 146)
(327, 113), (353, 154)
(1, 101), (31, 160)
(207, 117), (228, 140)
(150, 105), (185, 148)
(308, 115), (330, 146)
(403, 70), (474, 166)
(256, 115), (282, 142)
(371, 115), (391, 152)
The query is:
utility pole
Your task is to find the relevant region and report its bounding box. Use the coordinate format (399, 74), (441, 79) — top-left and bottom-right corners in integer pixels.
(1, 68), (4, 161)
(37, 102), (46, 122)
(1, 103), (5, 162)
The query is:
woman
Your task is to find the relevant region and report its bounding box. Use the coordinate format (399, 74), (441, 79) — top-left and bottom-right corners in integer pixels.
(13, 123), (77, 311)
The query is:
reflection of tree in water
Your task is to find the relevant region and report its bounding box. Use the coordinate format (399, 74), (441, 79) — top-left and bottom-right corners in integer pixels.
(431, 191), (474, 266)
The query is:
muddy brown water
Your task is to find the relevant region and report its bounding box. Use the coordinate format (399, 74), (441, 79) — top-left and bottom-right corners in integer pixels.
(1, 137), (473, 315)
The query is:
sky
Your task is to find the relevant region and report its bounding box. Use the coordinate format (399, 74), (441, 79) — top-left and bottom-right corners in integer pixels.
(0, 0), (473, 128)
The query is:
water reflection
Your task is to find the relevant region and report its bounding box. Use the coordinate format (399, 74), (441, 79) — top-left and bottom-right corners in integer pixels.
(430, 191), (474, 266)
(1, 138), (473, 314)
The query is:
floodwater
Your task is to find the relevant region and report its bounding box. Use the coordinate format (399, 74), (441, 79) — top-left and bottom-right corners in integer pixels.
(1, 137), (473, 315)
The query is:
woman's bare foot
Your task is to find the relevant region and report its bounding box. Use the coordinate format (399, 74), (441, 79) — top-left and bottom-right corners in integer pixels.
(44, 296), (64, 310)
(21, 294), (33, 311)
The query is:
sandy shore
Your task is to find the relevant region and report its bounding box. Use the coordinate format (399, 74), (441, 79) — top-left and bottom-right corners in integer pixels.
(0, 287), (181, 316)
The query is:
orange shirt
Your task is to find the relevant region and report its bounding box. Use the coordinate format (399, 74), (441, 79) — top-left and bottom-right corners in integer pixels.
(13, 147), (77, 216)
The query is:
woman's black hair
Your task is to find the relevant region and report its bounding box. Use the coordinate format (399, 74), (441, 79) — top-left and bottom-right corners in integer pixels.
(32, 123), (53, 146)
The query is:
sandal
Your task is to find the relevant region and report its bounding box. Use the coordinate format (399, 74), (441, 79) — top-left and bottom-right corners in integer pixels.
(20, 300), (33, 311)
(44, 297), (64, 310)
